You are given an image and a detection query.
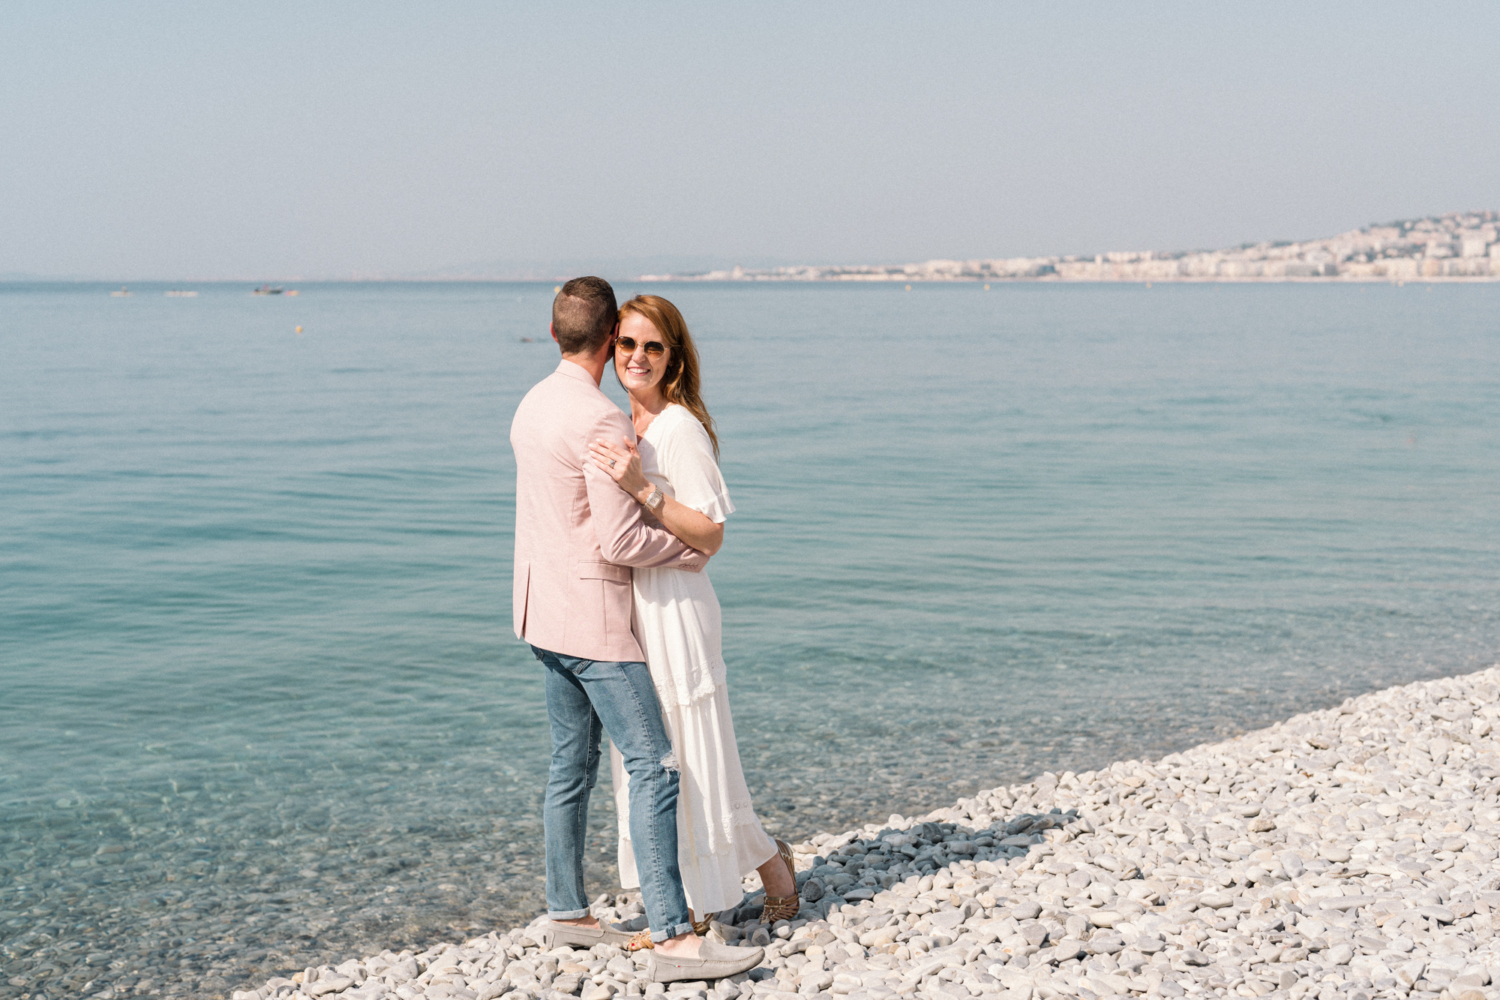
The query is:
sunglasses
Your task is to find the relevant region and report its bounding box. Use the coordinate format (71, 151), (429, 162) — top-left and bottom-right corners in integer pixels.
(615, 336), (666, 357)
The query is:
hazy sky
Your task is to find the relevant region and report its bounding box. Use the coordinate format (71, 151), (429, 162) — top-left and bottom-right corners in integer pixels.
(3, 2), (1498, 280)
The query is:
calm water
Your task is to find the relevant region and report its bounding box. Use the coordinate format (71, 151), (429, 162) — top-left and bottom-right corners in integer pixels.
(2, 281), (1497, 998)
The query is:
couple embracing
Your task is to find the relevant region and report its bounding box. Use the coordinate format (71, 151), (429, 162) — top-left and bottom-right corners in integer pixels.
(510, 277), (797, 983)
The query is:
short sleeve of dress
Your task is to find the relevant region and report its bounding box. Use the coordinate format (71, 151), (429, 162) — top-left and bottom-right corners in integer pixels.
(658, 408), (735, 524)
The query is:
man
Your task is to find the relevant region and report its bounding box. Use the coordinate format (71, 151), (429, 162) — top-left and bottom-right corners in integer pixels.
(511, 277), (764, 982)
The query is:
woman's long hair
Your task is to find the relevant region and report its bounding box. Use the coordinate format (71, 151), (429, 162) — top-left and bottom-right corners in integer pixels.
(619, 294), (719, 458)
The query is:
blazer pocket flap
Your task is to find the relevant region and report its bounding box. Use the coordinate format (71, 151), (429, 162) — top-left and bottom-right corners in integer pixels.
(574, 560), (630, 583)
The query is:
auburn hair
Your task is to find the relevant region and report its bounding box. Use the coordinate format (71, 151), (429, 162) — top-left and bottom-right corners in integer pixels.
(618, 294), (719, 458)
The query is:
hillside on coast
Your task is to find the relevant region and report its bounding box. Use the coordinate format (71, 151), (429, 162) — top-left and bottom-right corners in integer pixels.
(646, 210), (1500, 283)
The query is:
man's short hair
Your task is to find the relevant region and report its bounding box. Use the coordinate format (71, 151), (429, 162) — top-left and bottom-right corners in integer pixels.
(552, 276), (618, 355)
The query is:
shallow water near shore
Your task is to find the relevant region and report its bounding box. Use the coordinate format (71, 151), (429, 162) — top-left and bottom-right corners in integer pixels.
(1, 281), (1498, 998)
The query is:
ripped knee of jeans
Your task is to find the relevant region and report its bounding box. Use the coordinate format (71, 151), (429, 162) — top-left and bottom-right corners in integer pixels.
(659, 751), (680, 774)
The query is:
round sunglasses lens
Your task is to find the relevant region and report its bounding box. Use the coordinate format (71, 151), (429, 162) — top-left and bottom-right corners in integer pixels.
(617, 338), (664, 356)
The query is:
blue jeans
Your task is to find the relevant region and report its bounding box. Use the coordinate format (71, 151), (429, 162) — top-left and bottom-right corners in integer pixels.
(533, 646), (693, 943)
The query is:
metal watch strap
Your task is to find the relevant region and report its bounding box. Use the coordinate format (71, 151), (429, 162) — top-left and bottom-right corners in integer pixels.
(644, 486), (665, 512)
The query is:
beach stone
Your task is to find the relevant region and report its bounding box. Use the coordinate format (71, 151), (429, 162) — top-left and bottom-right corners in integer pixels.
(1050, 939), (1084, 963)
(1019, 923), (1048, 948)
(1087, 933), (1124, 956)
(928, 910), (966, 931)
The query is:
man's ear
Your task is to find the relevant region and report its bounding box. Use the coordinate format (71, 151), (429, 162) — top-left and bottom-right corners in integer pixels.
(550, 323), (558, 343)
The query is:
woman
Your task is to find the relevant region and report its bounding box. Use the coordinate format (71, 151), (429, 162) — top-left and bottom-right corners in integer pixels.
(587, 295), (798, 944)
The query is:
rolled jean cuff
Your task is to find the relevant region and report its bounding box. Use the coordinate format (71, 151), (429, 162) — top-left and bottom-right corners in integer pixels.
(548, 908), (590, 920)
(651, 921), (695, 944)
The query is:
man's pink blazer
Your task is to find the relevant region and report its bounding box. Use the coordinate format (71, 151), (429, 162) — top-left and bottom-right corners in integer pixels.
(510, 359), (706, 663)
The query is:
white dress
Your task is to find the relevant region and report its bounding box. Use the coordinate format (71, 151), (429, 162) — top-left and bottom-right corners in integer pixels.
(609, 404), (778, 915)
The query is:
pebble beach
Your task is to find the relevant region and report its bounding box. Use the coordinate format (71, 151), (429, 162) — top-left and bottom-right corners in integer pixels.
(228, 665), (1500, 1000)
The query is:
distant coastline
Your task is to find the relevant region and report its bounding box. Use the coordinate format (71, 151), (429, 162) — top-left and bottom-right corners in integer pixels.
(9, 211), (1500, 287)
(641, 209), (1500, 283)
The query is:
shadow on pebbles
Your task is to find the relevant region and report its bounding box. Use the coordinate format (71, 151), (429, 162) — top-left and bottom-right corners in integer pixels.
(224, 666), (1500, 1000)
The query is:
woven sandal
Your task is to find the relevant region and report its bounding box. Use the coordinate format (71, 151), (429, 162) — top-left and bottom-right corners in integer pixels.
(760, 839), (800, 924)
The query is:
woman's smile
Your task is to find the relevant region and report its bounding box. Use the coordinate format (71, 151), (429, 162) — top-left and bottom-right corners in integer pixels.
(615, 312), (670, 395)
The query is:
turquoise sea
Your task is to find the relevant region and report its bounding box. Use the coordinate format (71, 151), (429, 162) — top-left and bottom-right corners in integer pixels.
(1, 281), (1497, 998)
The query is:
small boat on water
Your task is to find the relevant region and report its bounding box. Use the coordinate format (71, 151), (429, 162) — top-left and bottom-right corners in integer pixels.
(109, 286), (131, 297)
(252, 285), (284, 295)
(165, 290), (198, 297)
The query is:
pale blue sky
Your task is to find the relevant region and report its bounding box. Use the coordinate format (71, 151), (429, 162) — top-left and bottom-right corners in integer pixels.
(3, 2), (1498, 279)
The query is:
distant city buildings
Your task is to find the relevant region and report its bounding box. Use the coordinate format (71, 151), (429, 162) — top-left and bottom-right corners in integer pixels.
(641, 210), (1500, 283)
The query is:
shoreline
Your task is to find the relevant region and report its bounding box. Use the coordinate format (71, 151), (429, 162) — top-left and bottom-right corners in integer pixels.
(639, 275), (1500, 284)
(235, 664), (1500, 1000)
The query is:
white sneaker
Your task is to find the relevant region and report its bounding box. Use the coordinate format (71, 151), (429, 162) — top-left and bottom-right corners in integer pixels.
(648, 940), (766, 982)
(539, 919), (637, 949)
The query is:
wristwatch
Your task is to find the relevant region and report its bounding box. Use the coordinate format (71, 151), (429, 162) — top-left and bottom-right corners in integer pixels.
(643, 486), (665, 513)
